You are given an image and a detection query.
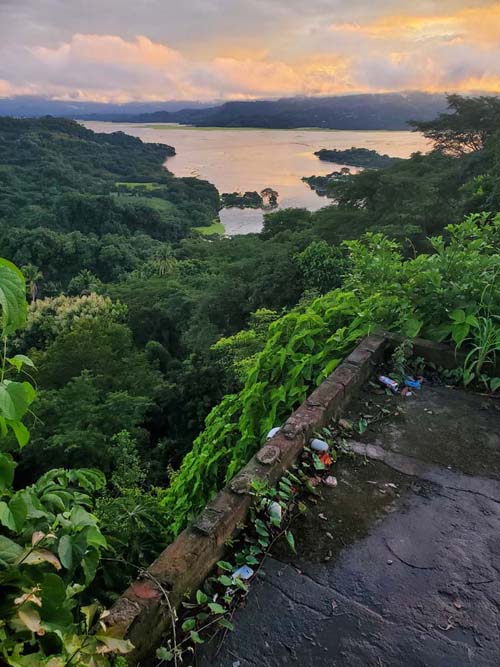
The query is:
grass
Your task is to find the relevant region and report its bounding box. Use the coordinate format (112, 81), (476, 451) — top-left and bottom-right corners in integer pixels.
(194, 220), (225, 235)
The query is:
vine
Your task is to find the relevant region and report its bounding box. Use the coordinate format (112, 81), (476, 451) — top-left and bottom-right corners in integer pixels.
(162, 214), (500, 538)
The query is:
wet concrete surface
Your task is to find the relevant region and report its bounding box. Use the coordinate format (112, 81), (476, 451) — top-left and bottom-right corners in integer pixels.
(199, 384), (500, 667)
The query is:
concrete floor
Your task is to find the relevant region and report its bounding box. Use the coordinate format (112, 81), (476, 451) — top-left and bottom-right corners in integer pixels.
(199, 384), (500, 667)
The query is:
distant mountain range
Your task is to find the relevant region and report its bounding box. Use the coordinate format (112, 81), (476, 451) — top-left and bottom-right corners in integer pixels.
(0, 96), (215, 118)
(82, 92), (449, 130)
(0, 92), (449, 130)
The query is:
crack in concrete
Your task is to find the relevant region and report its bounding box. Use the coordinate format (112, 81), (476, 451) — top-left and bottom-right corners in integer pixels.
(383, 538), (435, 570)
(282, 565), (396, 628)
(263, 576), (333, 620)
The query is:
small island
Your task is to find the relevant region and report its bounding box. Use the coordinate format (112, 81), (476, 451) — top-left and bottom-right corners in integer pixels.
(314, 147), (401, 168)
(221, 187), (279, 210)
(302, 168), (352, 197)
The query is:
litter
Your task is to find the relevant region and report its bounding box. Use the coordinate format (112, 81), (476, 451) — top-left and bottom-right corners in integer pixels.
(401, 387), (413, 397)
(268, 501), (282, 522)
(404, 377), (421, 390)
(319, 452), (333, 467)
(324, 475), (338, 488)
(318, 513), (328, 521)
(378, 375), (399, 393)
(310, 438), (329, 453)
(266, 427), (280, 439)
(232, 565), (254, 582)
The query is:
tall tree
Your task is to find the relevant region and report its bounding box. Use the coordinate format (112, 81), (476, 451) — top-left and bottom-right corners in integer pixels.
(409, 94), (500, 156)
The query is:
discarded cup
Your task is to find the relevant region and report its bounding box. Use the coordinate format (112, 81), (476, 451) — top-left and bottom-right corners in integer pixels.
(232, 565), (254, 582)
(266, 427), (280, 439)
(378, 376), (398, 393)
(310, 438), (329, 453)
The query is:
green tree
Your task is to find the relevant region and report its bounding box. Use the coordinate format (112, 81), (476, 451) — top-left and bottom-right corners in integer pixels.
(21, 264), (43, 303)
(409, 94), (500, 155)
(296, 241), (347, 294)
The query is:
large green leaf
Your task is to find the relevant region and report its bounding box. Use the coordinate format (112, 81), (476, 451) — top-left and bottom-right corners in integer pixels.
(0, 258), (27, 335)
(57, 535), (73, 569)
(0, 501), (16, 531)
(0, 381), (35, 421)
(0, 534), (23, 564)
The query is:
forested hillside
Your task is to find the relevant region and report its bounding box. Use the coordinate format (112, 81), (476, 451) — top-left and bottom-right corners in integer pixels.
(99, 92), (447, 130)
(0, 97), (499, 666)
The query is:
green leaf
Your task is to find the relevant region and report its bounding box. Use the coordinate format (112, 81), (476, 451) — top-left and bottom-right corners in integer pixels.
(0, 258), (27, 335)
(81, 603), (99, 631)
(217, 560), (232, 572)
(0, 501), (16, 531)
(8, 492), (28, 530)
(0, 381), (35, 421)
(8, 419), (30, 448)
(6, 354), (35, 372)
(490, 377), (500, 392)
(357, 418), (369, 434)
(234, 578), (249, 592)
(450, 309), (466, 323)
(218, 575), (233, 587)
(196, 589), (209, 605)
(58, 535), (73, 569)
(0, 452), (15, 490)
(312, 454), (325, 471)
(82, 549), (99, 585)
(190, 630), (204, 644)
(181, 618), (196, 632)
(85, 526), (108, 549)
(156, 647), (174, 661)
(452, 322), (469, 347)
(0, 534), (23, 564)
(465, 315), (479, 327)
(403, 317), (423, 338)
(208, 602), (226, 615)
(286, 530), (296, 554)
(218, 618), (234, 631)
(40, 574), (72, 630)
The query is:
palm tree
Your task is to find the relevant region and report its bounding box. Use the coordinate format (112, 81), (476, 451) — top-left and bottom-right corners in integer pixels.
(155, 245), (177, 277)
(22, 264), (43, 303)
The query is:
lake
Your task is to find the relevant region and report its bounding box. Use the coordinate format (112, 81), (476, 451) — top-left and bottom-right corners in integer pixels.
(83, 122), (430, 235)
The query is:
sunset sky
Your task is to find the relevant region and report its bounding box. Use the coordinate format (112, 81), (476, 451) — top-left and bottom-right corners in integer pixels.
(0, 0), (499, 102)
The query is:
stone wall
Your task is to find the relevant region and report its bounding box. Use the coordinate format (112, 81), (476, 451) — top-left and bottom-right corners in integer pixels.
(103, 334), (389, 664)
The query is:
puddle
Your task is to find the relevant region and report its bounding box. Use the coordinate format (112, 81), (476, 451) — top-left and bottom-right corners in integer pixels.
(272, 458), (411, 564)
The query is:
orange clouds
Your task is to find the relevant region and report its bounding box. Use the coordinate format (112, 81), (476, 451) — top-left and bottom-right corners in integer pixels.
(330, 4), (500, 45)
(1, 3), (499, 102)
(2, 33), (355, 102)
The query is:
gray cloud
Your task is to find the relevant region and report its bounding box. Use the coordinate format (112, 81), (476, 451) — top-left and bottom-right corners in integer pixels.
(0, 0), (498, 101)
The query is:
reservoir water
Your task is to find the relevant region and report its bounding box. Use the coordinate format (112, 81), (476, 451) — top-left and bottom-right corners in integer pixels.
(83, 122), (429, 235)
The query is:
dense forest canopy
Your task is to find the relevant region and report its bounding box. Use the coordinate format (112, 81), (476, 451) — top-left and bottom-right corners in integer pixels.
(0, 96), (499, 666)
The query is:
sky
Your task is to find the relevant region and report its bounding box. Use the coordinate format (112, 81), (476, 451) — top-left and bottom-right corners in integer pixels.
(0, 0), (499, 102)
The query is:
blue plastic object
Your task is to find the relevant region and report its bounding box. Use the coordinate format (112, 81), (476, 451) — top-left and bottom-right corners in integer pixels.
(404, 377), (421, 390)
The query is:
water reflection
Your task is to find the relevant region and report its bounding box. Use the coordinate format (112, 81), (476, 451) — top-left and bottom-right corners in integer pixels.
(83, 122), (429, 235)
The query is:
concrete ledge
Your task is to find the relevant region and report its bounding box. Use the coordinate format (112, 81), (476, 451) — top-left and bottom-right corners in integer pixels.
(104, 334), (388, 664)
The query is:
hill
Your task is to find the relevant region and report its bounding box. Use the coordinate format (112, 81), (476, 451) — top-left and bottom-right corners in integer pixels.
(99, 92), (448, 130)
